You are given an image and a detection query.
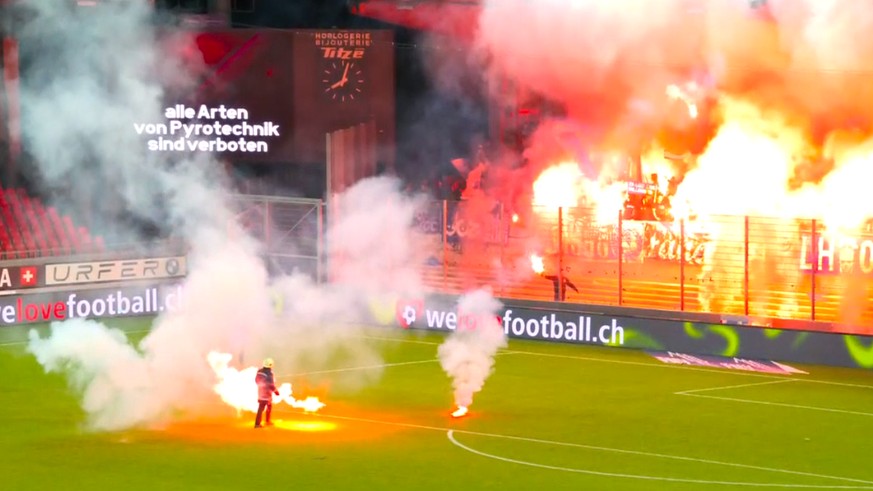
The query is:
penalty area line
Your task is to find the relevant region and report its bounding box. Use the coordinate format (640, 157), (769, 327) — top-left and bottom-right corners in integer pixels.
(677, 393), (873, 418)
(446, 431), (873, 488)
(675, 379), (799, 395)
(305, 411), (873, 487)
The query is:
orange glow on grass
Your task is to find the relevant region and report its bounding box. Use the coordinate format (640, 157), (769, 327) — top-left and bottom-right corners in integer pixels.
(237, 419), (338, 432)
(156, 404), (437, 444)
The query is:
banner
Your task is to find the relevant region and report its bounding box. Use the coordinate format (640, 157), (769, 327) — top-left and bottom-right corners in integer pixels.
(0, 282), (183, 325)
(374, 294), (873, 370)
(44, 256), (187, 286)
(0, 264), (40, 291)
(414, 204), (709, 265)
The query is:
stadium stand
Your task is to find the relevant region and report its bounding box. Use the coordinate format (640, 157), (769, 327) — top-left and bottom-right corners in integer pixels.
(0, 187), (104, 259)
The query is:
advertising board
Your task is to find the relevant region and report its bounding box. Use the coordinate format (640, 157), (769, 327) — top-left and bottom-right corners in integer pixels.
(0, 282), (183, 325)
(44, 256), (187, 286)
(382, 295), (873, 370)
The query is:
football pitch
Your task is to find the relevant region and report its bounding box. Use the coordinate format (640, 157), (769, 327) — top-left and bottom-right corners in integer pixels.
(3, 317), (873, 490)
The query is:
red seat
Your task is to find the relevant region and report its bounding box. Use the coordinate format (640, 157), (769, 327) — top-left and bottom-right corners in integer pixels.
(47, 207), (72, 253)
(33, 201), (60, 253)
(0, 188), (111, 257)
(63, 215), (81, 252)
(78, 227), (92, 253)
(0, 211), (12, 258)
(1, 203), (24, 257)
(24, 207), (49, 254)
(7, 191), (36, 254)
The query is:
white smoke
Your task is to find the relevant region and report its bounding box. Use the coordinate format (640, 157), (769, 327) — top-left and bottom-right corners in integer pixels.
(437, 288), (507, 409)
(19, 2), (426, 431)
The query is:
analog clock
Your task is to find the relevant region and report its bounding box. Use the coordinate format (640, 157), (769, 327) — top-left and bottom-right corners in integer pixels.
(321, 60), (364, 103)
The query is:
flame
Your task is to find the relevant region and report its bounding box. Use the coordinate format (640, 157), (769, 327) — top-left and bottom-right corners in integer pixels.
(207, 351), (325, 414)
(511, 213), (519, 223)
(532, 161), (582, 210)
(666, 83), (699, 120)
(532, 161), (624, 224)
(663, 96), (873, 317)
(451, 406), (469, 418)
(666, 97), (873, 233)
(530, 254), (544, 274)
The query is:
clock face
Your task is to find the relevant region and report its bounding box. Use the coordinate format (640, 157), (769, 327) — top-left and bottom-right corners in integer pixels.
(321, 60), (364, 103)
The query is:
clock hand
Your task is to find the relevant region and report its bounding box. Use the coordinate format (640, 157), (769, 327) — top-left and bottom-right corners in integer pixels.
(329, 63), (351, 89)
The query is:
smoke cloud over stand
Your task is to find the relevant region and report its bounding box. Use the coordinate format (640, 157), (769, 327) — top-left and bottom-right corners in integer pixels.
(17, 2), (428, 431)
(437, 288), (507, 410)
(395, 0), (873, 325)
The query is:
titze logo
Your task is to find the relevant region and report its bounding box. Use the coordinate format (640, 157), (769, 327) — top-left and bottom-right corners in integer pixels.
(397, 300), (625, 345)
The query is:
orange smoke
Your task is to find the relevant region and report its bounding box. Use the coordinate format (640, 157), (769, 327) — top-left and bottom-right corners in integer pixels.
(398, 0), (873, 324)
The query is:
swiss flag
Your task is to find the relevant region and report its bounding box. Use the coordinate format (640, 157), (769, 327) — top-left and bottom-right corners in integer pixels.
(20, 266), (37, 287)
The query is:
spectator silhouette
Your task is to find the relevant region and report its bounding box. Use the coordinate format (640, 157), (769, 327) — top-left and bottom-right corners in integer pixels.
(541, 272), (578, 301)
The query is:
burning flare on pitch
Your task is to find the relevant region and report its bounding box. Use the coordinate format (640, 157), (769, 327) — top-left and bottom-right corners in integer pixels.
(452, 406), (469, 418)
(207, 351), (325, 414)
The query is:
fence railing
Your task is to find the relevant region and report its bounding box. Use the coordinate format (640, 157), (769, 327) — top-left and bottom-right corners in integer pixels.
(230, 194), (324, 282)
(18, 194), (870, 335)
(413, 200), (873, 336)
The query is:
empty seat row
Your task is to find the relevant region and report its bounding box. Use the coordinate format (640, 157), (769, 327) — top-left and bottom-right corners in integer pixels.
(0, 188), (105, 259)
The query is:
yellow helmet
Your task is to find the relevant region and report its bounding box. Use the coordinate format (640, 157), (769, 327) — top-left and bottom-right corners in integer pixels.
(263, 358), (274, 368)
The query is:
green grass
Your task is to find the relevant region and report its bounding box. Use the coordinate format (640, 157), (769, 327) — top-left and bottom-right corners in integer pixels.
(3, 317), (873, 490)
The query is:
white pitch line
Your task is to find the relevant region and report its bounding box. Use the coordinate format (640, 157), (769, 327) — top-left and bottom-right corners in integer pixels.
(446, 431), (873, 489)
(284, 359), (439, 377)
(504, 349), (805, 381)
(362, 334), (873, 390)
(7, 330), (873, 391)
(0, 329), (151, 347)
(678, 393), (873, 417)
(675, 379), (799, 395)
(282, 351), (517, 378)
(359, 334), (442, 346)
(302, 411), (873, 487)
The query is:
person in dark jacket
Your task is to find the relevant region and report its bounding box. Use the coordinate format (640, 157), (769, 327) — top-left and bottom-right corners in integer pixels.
(539, 268), (578, 302)
(254, 358), (280, 428)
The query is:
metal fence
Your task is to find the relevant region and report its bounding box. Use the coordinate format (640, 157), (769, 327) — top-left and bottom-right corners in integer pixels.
(230, 195), (324, 282)
(19, 192), (870, 334)
(412, 200), (873, 335)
